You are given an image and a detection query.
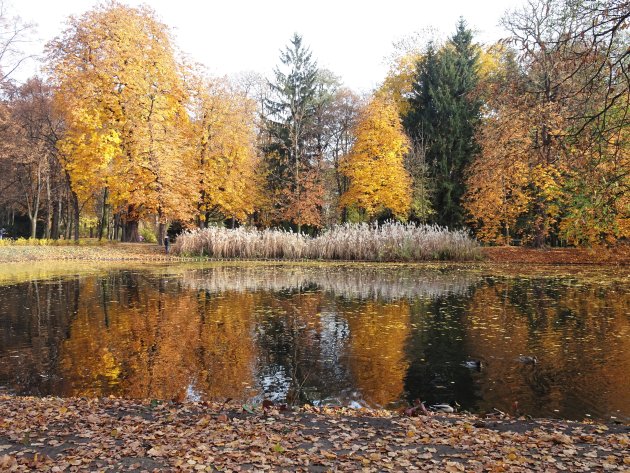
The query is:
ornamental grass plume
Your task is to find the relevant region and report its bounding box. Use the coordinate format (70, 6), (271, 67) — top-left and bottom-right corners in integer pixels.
(172, 222), (480, 262)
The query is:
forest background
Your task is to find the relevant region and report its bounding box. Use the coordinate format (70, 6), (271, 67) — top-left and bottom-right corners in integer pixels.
(0, 0), (627, 247)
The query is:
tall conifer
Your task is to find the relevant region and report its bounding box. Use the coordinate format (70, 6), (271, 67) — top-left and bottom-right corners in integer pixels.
(405, 19), (481, 229)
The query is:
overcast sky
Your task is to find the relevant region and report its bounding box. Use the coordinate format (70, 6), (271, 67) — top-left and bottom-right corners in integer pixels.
(11, 0), (524, 92)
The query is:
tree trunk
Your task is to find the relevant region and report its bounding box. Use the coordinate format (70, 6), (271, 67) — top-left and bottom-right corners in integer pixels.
(64, 198), (72, 240)
(158, 222), (166, 246)
(505, 221), (510, 246)
(157, 207), (165, 246)
(295, 130), (301, 234)
(72, 191), (80, 242)
(51, 200), (60, 240)
(198, 191), (206, 229)
(45, 174), (52, 239)
(98, 188), (109, 241)
(533, 199), (547, 248)
(113, 213), (120, 241)
(29, 213), (37, 239)
(124, 220), (140, 242)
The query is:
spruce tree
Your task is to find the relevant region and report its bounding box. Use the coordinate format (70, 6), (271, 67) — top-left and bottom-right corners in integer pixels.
(405, 19), (481, 229)
(264, 34), (320, 232)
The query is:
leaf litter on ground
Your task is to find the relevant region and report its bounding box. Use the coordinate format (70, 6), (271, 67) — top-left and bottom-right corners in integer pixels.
(0, 395), (628, 472)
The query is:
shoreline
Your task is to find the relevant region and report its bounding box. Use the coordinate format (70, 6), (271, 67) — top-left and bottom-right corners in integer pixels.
(0, 395), (628, 472)
(0, 242), (628, 265)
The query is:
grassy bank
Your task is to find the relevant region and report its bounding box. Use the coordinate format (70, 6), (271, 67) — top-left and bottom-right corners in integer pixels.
(173, 223), (481, 262)
(0, 396), (627, 472)
(0, 241), (176, 263)
(0, 237), (627, 266)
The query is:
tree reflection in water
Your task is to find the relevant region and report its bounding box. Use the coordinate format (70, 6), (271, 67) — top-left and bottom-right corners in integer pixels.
(0, 265), (628, 421)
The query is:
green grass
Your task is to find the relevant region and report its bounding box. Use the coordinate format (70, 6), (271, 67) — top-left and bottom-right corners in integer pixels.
(0, 237), (109, 247)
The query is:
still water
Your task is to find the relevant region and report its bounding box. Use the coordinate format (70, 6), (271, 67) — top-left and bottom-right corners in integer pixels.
(0, 263), (628, 421)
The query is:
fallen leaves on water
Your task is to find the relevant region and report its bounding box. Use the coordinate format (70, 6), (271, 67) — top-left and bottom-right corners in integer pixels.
(0, 395), (627, 471)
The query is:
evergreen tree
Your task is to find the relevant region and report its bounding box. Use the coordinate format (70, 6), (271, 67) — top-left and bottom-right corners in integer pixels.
(405, 19), (481, 229)
(264, 33), (322, 231)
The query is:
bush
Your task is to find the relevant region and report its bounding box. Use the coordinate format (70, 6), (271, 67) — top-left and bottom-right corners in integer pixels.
(172, 222), (481, 262)
(140, 226), (157, 243)
(0, 238), (109, 247)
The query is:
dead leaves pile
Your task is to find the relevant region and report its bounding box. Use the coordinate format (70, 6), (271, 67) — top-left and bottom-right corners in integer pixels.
(0, 395), (628, 472)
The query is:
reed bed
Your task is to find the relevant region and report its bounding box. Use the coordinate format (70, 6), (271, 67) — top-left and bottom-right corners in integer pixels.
(173, 222), (481, 262)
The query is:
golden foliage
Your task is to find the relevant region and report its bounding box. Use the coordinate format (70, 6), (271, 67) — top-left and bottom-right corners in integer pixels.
(189, 76), (262, 223)
(379, 52), (422, 117)
(465, 46), (567, 244)
(48, 2), (194, 223)
(466, 35), (629, 246)
(280, 167), (325, 228)
(340, 94), (412, 220)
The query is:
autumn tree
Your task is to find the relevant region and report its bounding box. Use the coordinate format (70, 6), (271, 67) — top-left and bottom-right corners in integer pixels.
(0, 78), (62, 238)
(379, 29), (440, 117)
(47, 2), (192, 242)
(0, 2), (49, 238)
(340, 93), (411, 220)
(465, 0), (629, 245)
(405, 20), (482, 229)
(464, 47), (535, 243)
(189, 75), (261, 226)
(324, 87), (361, 224)
(379, 34), (437, 223)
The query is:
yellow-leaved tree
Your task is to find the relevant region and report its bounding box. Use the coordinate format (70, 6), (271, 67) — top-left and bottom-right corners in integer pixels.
(188, 75), (261, 226)
(340, 94), (411, 220)
(47, 2), (193, 242)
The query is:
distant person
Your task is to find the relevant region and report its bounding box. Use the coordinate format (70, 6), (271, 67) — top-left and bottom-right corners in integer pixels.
(164, 235), (170, 254)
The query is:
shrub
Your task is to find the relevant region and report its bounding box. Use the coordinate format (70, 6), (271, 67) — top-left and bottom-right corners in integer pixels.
(140, 226), (158, 243)
(0, 238), (109, 247)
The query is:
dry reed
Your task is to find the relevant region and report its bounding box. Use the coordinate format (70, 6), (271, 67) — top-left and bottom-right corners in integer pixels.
(172, 222), (480, 262)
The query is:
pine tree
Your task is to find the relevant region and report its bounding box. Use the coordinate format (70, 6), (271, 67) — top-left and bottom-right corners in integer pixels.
(405, 19), (481, 229)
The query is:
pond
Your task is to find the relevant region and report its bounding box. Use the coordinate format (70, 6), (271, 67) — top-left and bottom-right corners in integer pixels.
(0, 262), (628, 422)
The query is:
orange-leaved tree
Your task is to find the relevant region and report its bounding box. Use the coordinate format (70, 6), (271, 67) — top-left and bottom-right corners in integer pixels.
(340, 94), (411, 220)
(47, 2), (193, 242)
(188, 75), (262, 226)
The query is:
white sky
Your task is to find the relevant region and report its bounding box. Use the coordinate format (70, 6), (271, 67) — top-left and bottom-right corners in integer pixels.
(11, 0), (524, 92)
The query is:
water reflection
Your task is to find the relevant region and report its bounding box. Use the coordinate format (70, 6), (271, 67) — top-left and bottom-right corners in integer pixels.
(0, 265), (628, 421)
(179, 265), (476, 300)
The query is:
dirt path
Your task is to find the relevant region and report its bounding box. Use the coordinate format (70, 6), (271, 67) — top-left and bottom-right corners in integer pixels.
(0, 396), (628, 472)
